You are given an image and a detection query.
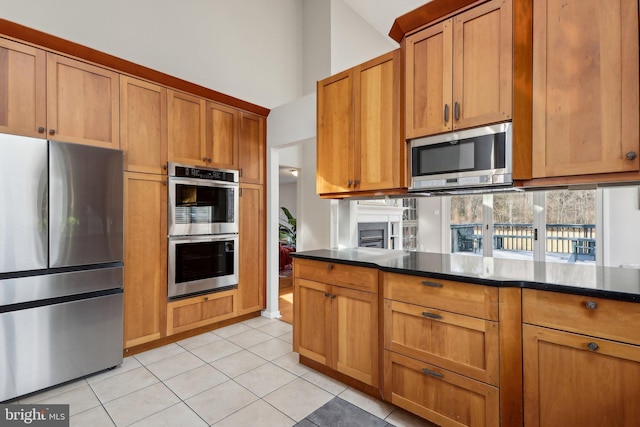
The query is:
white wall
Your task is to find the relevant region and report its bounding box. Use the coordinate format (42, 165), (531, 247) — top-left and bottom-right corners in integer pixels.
(0, 0), (304, 109)
(279, 183), (297, 219)
(303, 0), (331, 95)
(602, 186), (640, 267)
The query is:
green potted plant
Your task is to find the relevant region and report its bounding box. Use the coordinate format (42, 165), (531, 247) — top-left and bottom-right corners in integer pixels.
(279, 206), (296, 245)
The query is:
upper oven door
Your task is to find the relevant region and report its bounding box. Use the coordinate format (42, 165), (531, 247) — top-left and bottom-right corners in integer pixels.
(168, 177), (239, 236)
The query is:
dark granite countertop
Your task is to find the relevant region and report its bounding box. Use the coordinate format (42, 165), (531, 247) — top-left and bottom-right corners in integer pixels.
(291, 248), (640, 303)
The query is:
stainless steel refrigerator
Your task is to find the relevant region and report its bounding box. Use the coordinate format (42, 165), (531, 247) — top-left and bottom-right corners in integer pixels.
(0, 134), (124, 402)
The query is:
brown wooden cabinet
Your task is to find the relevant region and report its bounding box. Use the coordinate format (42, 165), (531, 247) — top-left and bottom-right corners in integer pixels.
(167, 289), (237, 335)
(405, 0), (512, 139)
(237, 183), (265, 315)
(47, 53), (120, 148)
(523, 289), (640, 426)
(238, 111), (265, 184)
(167, 89), (206, 166)
(123, 172), (167, 350)
(316, 50), (404, 196)
(206, 102), (238, 170)
(531, 0), (639, 178)
(294, 259), (379, 388)
(0, 37), (46, 138)
(120, 76), (167, 174)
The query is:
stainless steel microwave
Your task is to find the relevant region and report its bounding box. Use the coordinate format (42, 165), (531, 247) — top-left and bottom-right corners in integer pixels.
(409, 122), (513, 192)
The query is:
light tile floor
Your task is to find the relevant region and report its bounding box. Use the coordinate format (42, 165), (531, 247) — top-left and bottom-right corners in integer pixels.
(11, 317), (433, 426)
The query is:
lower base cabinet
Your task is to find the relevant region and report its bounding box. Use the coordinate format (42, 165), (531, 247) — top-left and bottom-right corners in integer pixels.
(384, 351), (500, 427)
(167, 289), (237, 335)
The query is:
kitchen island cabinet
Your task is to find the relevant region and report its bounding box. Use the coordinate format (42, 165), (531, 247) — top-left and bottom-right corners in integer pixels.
(316, 50), (404, 197)
(293, 258), (380, 390)
(120, 76), (168, 174)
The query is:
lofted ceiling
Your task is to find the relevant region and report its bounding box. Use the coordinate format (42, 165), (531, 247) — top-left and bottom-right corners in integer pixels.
(342, 0), (428, 40)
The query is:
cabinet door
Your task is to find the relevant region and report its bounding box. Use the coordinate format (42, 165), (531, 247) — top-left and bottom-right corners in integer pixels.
(123, 172), (167, 349)
(355, 50), (405, 192)
(452, 0), (512, 130)
(167, 89), (206, 166)
(238, 111), (264, 184)
(405, 19), (453, 138)
(206, 102), (238, 169)
(332, 286), (379, 387)
(238, 184), (265, 315)
(47, 53), (120, 148)
(0, 38), (46, 138)
(532, 0), (639, 177)
(316, 69), (354, 194)
(294, 278), (332, 366)
(120, 76), (167, 174)
(523, 324), (640, 426)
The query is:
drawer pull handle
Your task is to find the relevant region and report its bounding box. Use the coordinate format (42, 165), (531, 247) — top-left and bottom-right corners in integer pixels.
(327, 264), (334, 271)
(330, 294), (336, 299)
(585, 301), (597, 310)
(422, 312), (442, 320)
(587, 342), (599, 352)
(422, 368), (443, 379)
(421, 281), (442, 288)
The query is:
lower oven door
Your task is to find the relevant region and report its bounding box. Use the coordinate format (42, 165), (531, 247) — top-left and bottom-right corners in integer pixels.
(168, 234), (238, 299)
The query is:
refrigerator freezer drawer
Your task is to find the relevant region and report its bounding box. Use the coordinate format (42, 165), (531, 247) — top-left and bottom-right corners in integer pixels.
(0, 292), (123, 402)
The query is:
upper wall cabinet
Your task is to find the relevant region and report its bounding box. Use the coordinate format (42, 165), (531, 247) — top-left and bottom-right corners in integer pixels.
(317, 49), (404, 196)
(405, 0), (513, 139)
(120, 76), (168, 174)
(238, 111), (265, 184)
(0, 38), (46, 138)
(167, 89), (207, 166)
(47, 53), (120, 149)
(531, 0), (639, 178)
(206, 102), (238, 170)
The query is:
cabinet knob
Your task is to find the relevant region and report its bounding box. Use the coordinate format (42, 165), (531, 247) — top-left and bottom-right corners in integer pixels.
(330, 294), (336, 299)
(38, 127), (45, 134)
(162, 180), (167, 186)
(587, 342), (599, 352)
(49, 129), (56, 136)
(327, 264), (333, 271)
(585, 300), (597, 310)
(347, 180), (353, 187)
(163, 164), (168, 170)
(626, 151), (637, 160)
(204, 296), (209, 301)
(324, 292), (329, 297)
(353, 179), (359, 187)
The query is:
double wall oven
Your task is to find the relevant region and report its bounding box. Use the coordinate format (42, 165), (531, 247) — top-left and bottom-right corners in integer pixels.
(168, 163), (239, 299)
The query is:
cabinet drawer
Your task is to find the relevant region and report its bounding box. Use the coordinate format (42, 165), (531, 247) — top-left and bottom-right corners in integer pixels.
(294, 259), (378, 293)
(384, 350), (499, 427)
(383, 272), (498, 320)
(522, 289), (640, 345)
(167, 289), (236, 335)
(384, 300), (499, 385)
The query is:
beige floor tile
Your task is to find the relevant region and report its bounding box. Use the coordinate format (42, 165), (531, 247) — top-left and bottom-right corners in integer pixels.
(186, 380), (258, 425)
(271, 352), (310, 377)
(302, 370), (348, 395)
(263, 378), (333, 422)
(242, 316), (277, 329)
(247, 338), (291, 361)
(190, 339), (242, 363)
(19, 378), (89, 404)
(278, 332), (293, 344)
(234, 363), (297, 397)
(70, 405), (115, 427)
(27, 383), (101, 417)
(87, 356), (142, 385)
(386, 407), (437, 427)
(213, 322), (252, 338)
(177, 332), (223, 351)
(145, 351), (205, 381)
(338, 387), (394, 420)
(104, 383), (179, 426)
(210, 350), (268, 378)
(258, 321), (293, 337)
(226, 329), (273, 348)
(163, 365), (228, 400)
(133, 343), (185, 366)
(129, 402), (208, 427)
(213, 399), (295, 427)
(90, 367), (158, 403)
